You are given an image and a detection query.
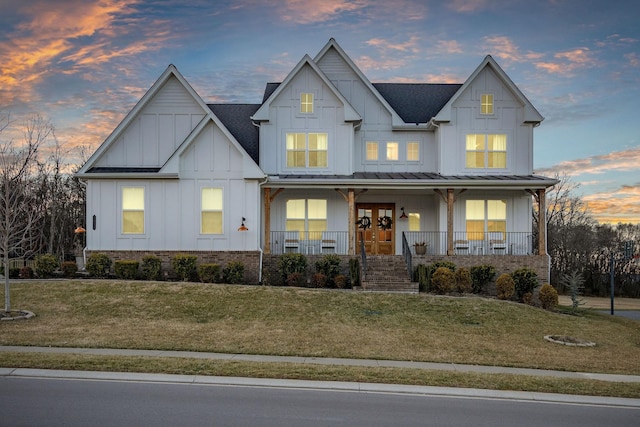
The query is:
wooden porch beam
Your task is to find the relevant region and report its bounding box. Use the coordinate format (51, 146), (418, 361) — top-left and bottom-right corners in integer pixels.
(348, 189), (355, 255)
(447, 188), (455, 255)
(537, 188), (547, 256)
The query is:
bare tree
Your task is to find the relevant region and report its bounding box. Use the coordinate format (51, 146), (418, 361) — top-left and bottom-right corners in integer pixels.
(0, 114), (52, 313)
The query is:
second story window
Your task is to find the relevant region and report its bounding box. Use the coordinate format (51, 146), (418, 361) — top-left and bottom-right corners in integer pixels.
(481, 94), (493, 115)
(466, 134), (506, 169)
(366, 141), (378, 161)
(386, 142), (398, 161)
(301, 93), (314, 113)
(286, 132), (328, 168)
(407, 142), (419, 161)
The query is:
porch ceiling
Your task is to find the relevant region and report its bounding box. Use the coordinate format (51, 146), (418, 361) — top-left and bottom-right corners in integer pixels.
(265, 172), (558, 190)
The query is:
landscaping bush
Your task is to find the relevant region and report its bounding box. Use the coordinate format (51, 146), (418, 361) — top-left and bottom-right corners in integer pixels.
(470, 265), (496, 294)
(61, 261), (78, 278)
(141, 255), (162, 281)
(198, 263), (221, 283)
(114, 260), (139, 280)
(431, 266), (455, 294)
(311, 272), (328, 288)
(19, 266), (34, 279)
(278, 253), (307, 285)
(222, 261), (244, 284)
(286, 272), (305, 287)
(349, 258), (360, 287)
(34, 254), (59, 278)
(511, 267), (539, 302)
(539, 283), (559, 310)
(334, 274), (348, 289)
(0, 266), (20, 278)
(315, 254), (341, 286)
(454, 267), (472, 293)
(86, 253), (112, 278)
(496, 273), (515, 300)
(171, 254), (198, 281)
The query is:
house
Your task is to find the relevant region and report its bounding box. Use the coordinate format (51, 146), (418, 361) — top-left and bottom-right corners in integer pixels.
(76, 38), (557, 287)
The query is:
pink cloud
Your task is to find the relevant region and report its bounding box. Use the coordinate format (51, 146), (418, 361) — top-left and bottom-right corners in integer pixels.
(446, 0), (487, 13)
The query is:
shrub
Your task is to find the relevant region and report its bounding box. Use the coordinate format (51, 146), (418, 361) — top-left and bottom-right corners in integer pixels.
(19, 266), (34, 279)
(34, 254), (59, 278)
(61, 261), (78, 278)
(172, 254), (198, 281)
(334, 274), (348, 289)
(315, 254), (341, 286)
(349, 258), (360, 287)
(141, 255), (162, 281)
(223, 261), (244, 284)
(496, 273), (515, 300)
(431, 267), (455, 294)
(522, 292), (534, 305)
(311, 272), (328, 288)
(454, 267), (472, 293)
(278, 253), (307, 285)
(470, 265), (496, 294)
(1, 266), (20, 278)
(286, 272), (305, 287)
(198, 263), (221, 283)
(114, 260), (139, 280)
(511, 268), (539, 301)
(539, 283), (559, 310)
(86, 253), (112, 278)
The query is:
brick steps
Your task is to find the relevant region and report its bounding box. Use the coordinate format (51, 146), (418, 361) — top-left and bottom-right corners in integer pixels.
(361, 255), (418, 293)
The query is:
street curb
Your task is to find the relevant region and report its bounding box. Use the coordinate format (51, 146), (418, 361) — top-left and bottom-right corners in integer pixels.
(2, 368), (640, 408)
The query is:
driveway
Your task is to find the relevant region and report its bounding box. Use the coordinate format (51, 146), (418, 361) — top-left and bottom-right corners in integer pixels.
(559, 296), (640, 320)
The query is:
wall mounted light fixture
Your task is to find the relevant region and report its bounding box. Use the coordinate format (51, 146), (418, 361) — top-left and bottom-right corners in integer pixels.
(238, 217), (248, 231)
(399, 207), (408, 220)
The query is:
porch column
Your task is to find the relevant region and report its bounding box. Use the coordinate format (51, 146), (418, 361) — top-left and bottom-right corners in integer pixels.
(447, 188), (454, 256)
(348, 188), (355, 255)
(537, 188), (547, 256)
(264, 187), (271, 254)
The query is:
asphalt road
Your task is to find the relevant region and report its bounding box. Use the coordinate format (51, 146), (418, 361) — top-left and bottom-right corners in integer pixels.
(2, 376), (638, 427)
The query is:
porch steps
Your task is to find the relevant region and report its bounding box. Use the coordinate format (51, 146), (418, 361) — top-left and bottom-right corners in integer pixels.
(361, 255), (418, 293)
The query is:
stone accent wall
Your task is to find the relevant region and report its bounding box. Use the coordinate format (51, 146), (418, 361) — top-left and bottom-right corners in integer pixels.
(85, 250), (262, 284)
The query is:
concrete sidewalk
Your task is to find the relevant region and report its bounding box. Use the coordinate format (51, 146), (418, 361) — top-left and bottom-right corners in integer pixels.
(2, 345), (639, 383)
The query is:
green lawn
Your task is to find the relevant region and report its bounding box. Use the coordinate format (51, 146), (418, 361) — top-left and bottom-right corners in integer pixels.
(1, 280), (639, 398)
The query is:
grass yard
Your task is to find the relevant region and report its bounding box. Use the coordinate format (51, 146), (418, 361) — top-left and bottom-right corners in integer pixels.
(2, 280), (639, 375)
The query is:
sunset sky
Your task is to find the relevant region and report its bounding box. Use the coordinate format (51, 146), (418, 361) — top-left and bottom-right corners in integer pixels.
(1, 0), (638, 224)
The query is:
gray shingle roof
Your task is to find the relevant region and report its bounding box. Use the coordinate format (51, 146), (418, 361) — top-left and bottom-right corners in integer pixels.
(207, 104), (261, 163)
(372, 83), (462, 123)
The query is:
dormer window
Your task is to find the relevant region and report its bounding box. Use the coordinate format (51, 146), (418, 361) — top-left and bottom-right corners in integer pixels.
(301, 93), (314, 113)
(481, 94), (493, 115)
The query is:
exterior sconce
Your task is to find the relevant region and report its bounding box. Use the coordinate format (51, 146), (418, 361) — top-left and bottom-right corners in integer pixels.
(399, 207), (408, 220)
(74, 226), (86, 234)
(238, 217), (248, 231)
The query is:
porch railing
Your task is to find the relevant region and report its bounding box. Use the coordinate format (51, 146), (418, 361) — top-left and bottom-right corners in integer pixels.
(403, 231), (534, 256)
(269, 231), (349, 255)
(401, 232), (412, 277)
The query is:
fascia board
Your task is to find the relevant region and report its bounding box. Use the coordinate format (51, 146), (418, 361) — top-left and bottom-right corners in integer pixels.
(434, 55), (544, 124)
(314, 38), (404, 125)
(76, 64), (210, 175)
(251, 54), (361, 122)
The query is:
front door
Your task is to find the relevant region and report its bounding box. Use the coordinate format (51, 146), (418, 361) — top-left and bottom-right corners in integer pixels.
(356, 203), (395, 255)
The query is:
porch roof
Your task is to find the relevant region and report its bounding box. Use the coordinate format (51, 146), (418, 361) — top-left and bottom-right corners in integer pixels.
(266, 172), (558, 190)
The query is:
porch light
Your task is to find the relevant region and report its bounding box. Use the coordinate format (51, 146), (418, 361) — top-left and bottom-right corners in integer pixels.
(399, 207), (408, 220)
(74, 226), (86, 234)
(238, 217), (248, 231)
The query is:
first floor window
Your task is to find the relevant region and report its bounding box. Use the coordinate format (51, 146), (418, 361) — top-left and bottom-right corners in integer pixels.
(408, 212), (420, 231)
(286, 133), (328, 168)
(286, 199), (327, 239)
(466, 134), (506, 168)
(466, 199), (506, 240)
(122, 187), (144, 234)
(201, 188), (223, 234)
